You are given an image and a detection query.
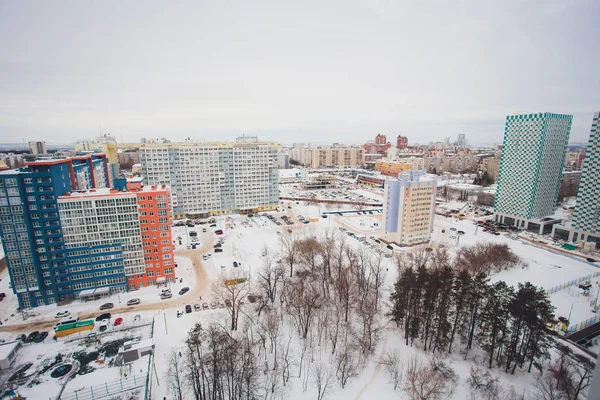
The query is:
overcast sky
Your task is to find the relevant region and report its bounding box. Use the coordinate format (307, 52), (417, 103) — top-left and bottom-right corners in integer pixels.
(0, 0), (598, 145)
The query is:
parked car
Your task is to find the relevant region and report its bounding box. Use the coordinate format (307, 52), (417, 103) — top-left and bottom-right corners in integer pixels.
(99, 320), (109, 332)
(34, 331), (48, 343)
(194, 304), (201, 311)
(210, 302), (217, 309)
(134, 314), (141, 322)
(233, 261), (239, 268)
(185, 305), (192, 313)
(202, 228), (207, 233)
(210, 224), (217, 227)
(16, 334), (27, 342)
(214, 243), (222, 248)
(177, 310), (183, 318)
(99, 302), (114, 310)
(189, 231), (197, 236)
(203, 303), (209, 310)
(26, 331), (39, 343)
(202, 254), (208, 260)
(113, 317), (123, 326)
(96, 312), (111, 321)
(127, 298), (140, 306)
(55, 310), (71, 318)
(221, 265), (226, 270)
(386, 245), (393, 250)
(179, 287), (190, 295)
(215, 248), (223, 253)
(587, 258), (597, 263)
(160, 292), (172, 299)
(215, 230), (223, 235)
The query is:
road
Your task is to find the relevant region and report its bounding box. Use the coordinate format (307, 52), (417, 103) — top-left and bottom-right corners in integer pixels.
(0, 232), (214, 334)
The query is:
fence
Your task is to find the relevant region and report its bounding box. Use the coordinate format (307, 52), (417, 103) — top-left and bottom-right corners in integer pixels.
(565, 314), (600, 336)
(545, 271), (600, 295)
(61, 318), (154, 342)
(59, 374), (146, 400)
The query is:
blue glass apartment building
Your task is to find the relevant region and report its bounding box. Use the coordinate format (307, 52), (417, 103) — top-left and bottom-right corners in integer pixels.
(0, 154), (127, 309)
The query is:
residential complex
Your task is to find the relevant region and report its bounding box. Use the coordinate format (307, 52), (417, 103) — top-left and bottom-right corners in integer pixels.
(289, 147), (364, 169)
(141, 138), (279, 218)
(554, 112), (600, 247)
(494, 113), (572, 229)
(0, 155), (175, 308)
(363, 134), (391, 155)
(396, 135), (408, 150)
(382, 170), (437, 246)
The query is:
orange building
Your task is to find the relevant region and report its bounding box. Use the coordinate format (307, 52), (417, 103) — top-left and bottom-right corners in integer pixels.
(128, 185), (176, 289)
(375, 160), (413, 177)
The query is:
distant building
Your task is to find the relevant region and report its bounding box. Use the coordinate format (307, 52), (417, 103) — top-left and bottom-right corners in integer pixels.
(494, 113), (572, 230)
(117, 150), (141, 169)
(481, 156), (500, 181)
(278, 150), (289, 169)
(141, 139), (279, 218)
(424, 153), (476, 174)
(289, 147), (364, 169)
(383, 170), (437, 246)
(28, 141), (47, 155)
(456, 134), (467, 148)
(376, 158), (422, 177)
(559, 171), (581, 199)
(396, 136), (408, 150)
(363, 134), (391, 155)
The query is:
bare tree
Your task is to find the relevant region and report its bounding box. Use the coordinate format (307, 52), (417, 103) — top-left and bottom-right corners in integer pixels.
(382, 349), (405, 390)
(166, 348), (185, 400)
(285, 276), (322, 339)
(335, 332), (361, 388)
(212, 272), (252, 330)
(535, 372), (565, 400)
(404, 356), (451, 400)
(468, 367), (500, 400)
(257, 253), (285, 304)
(280, 228), (299, 277)
(312, 362), (335, 400)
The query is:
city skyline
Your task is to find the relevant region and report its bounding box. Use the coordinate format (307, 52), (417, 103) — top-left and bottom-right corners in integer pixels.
(1, 1), (598, 144)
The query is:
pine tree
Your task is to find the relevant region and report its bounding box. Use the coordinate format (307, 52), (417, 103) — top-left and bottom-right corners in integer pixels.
(477, 281), (513, 368)
(447, 269), (471, 354)
(524, 286), (556, 372)
(505, 282), (537, 373)
(431, 264), (455, 353)
(464, 272), (489, 359)
(409, 264), (428, 346)
(421, 267), (440, 351)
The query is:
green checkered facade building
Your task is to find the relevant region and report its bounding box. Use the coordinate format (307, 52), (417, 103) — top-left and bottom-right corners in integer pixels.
(572, 112), (600, 234)
(494, 113), (572, 227)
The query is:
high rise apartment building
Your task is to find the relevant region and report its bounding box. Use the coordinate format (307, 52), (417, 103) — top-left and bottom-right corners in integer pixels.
(396, 136), (408, 150)
(554, 112), (600, 246)
(0, 154), (175, 308)
(383, 170), (437, 246)
(289, 147), (364, 169)
(141, 140), (279, 218)
(494, 113), (572, 228)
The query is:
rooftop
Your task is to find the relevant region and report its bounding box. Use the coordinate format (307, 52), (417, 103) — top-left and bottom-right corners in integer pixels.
(0, 341), (20, 360)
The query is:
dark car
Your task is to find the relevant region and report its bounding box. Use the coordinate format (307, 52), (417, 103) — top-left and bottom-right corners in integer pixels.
(96, 312), (112, 321)
(26, 331), (39, 343)
(34, 331), (48, 343)
(16, 334), (26, 342)
(587, 258), (596, 263)
(179, 287), (190, 295)
(386, 245), (394, 250)
(0, 293), (6, 299)
(189, 231), (197, 236)
(185, 305), (192, 314)
(215, 248), (223, 253)
(374, 239), (380, 243)
(210, 224), (217, 227)
(213, 243), (222, 248)
(215, 230), (223, 235)
(99, 302), (114, 310)
(233, 261), (239, 268)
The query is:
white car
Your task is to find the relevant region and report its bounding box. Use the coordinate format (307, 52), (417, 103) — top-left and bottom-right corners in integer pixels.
(55, 310), (70, 319)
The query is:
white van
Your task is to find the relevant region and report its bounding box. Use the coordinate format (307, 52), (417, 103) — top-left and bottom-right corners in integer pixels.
(53, 315), (80, 331)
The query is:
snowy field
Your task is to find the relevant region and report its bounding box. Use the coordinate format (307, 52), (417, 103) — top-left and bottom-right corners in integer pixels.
(0, 186), (599, 399)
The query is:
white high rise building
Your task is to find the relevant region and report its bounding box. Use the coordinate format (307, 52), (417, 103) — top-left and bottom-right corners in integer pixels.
(383, 170), (437, 246)
(141, 139), (279, 217)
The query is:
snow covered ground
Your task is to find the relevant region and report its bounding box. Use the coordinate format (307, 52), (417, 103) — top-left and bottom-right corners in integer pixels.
(1, 184), (599, 399)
